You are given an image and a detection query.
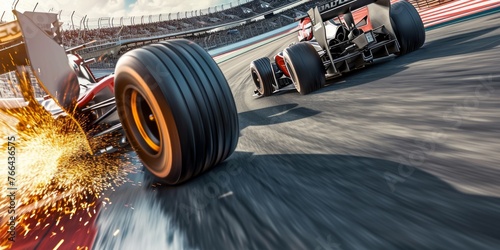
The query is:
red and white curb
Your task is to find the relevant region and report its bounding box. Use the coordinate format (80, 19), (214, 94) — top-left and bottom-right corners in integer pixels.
(419, 0), (500, 27)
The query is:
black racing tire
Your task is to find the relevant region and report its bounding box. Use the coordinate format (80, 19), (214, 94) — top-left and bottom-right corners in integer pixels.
(250, 57), (275, 96)
(283, 42), (325, 95)
(390, 0), (426, 55)
(114, 39), (239, 185)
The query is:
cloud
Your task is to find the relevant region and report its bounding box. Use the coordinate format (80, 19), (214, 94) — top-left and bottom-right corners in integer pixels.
(1, 0), (237, 21)
(2, 0), (126, 25)
(1, 0), (248, 29)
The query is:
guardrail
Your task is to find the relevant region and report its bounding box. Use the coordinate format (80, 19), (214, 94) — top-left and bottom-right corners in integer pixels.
(209, 22), (298, 57)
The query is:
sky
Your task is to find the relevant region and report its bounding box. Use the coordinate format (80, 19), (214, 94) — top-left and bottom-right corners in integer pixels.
(0, 0), (245, 28)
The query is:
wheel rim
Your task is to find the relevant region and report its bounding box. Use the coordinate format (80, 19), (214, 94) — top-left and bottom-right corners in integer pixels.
(130, 89), (161, 152)
(251, 69), (262, 89)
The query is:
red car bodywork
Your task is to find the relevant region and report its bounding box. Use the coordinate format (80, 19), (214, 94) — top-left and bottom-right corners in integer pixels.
(67, 53), (116, 109)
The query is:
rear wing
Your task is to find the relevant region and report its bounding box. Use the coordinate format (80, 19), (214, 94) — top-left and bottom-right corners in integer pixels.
(0, 10), (79, 111)
(294, 0), (374, 21)
(308, 0), (396, 46)
(310, 0), (395, 36)
(317, 0), (377, 20)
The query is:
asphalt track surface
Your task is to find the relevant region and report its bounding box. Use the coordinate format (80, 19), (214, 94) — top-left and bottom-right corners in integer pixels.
(92, 13), (500, 250)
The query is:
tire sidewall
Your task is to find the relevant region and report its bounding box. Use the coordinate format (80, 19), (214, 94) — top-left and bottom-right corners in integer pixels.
(115, 63), (182, 183)
(391, 1), (425, 55)
(283, 43), (324, 95)
(250, 57), (274, 96)
(283, 50), (301, 93)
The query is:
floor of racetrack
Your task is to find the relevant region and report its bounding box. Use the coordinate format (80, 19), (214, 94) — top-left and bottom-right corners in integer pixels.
(9, 11), (500, 250)
(96, 12), (500, 250)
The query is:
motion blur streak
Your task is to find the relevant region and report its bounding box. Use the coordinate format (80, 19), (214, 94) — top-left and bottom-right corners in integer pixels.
(1, 7), (500, 250)
(90, 11), (500, 250)
(92, 188), (192, 250)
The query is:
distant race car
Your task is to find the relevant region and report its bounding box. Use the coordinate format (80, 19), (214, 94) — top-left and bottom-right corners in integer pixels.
(0, 10), (239, 184)
(250, 0), (425, 96)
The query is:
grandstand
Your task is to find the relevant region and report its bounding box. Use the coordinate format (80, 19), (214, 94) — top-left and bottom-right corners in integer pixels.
(71, 0), (311, 67)
(57, 0), (453, 68)
(1, 0), (455, 96)
(63, 0), (302, 48)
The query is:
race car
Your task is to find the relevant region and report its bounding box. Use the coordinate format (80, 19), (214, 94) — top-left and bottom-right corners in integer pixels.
(250, 0), (425, 96)
(0, 10), (239, 184)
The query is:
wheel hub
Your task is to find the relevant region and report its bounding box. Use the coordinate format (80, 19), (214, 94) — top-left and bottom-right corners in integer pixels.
(130, 90), (161, 152)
